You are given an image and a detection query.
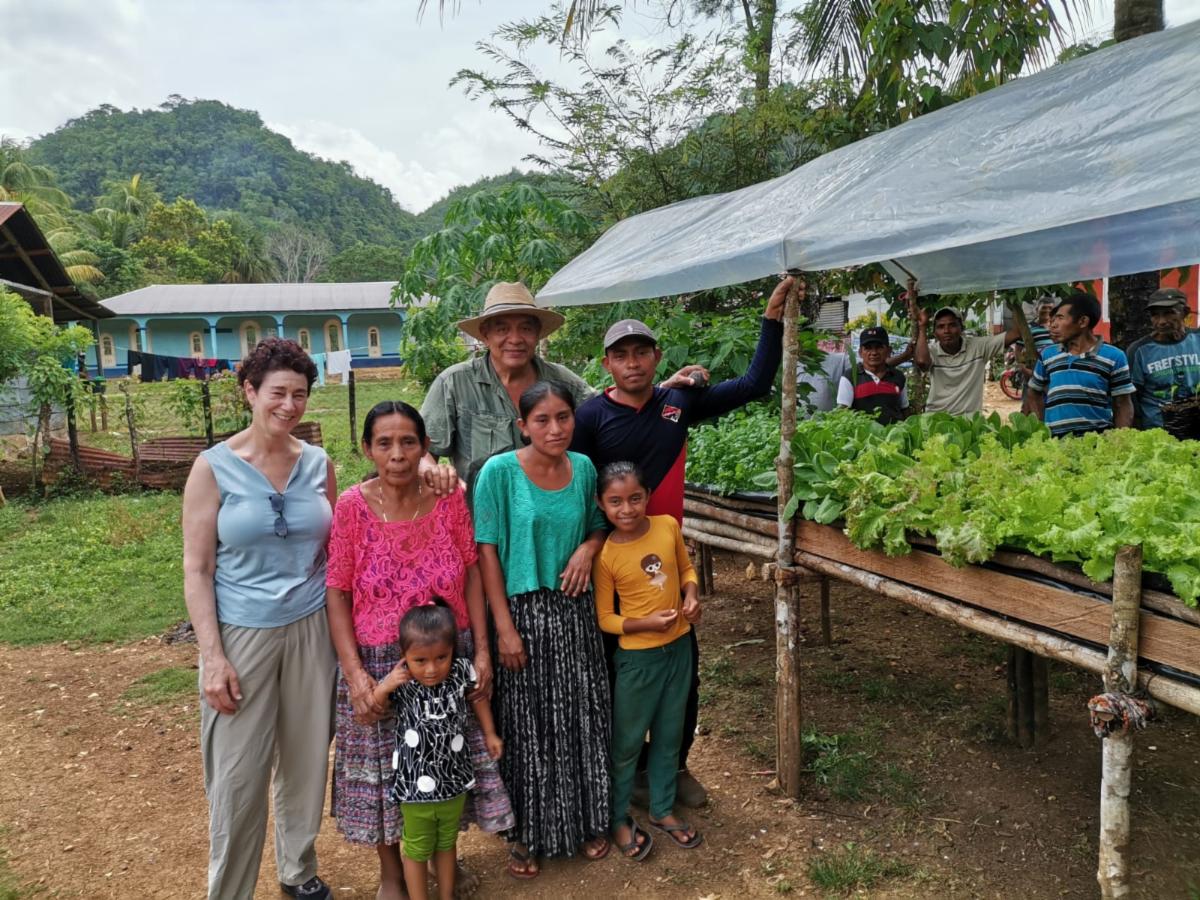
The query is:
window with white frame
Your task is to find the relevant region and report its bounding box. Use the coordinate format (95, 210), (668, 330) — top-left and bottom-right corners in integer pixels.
(130, 325), (143, 352)
(190, 332), (204, 357)
(100, 334), (115, 367)
(241, 321), (259, 356)
(325, 319), (342, 352)
(367, 327), (381, 357)
(297, 328), (311, 352)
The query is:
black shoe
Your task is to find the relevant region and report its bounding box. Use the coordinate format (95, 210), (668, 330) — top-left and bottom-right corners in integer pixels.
(281, 876), (332, 899)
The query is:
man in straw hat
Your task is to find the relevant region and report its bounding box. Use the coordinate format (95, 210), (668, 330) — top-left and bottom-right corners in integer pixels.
(419, 281), (703, 498)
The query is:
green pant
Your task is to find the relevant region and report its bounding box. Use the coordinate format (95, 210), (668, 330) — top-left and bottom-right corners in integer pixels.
(400, 793), (466, 862)
(611, 633), (694, 823)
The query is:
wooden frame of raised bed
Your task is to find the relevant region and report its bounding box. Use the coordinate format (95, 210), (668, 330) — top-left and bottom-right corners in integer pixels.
(683, 486), (1200, 717)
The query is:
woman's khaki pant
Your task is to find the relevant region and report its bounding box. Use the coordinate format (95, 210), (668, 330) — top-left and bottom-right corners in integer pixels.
(200, 608), (336, 900)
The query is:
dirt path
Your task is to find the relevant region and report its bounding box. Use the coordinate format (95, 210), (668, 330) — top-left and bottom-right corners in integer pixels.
(1, 553), (1198, 899)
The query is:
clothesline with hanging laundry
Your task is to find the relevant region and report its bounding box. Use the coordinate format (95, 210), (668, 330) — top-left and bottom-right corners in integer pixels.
(127, 351), (234, 382)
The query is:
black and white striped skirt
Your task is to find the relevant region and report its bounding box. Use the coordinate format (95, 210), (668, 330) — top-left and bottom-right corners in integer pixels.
(492, 587), (612, 858)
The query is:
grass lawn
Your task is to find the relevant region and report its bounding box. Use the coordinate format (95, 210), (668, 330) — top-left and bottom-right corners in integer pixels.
(0, 373), (425, 647)
(0, 493), (184, 645)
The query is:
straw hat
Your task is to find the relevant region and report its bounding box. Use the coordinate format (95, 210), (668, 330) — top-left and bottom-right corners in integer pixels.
(456, 282), (565, 341)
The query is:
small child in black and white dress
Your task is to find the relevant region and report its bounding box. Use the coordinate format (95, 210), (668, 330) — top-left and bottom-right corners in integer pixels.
(373, 603), (503, 900)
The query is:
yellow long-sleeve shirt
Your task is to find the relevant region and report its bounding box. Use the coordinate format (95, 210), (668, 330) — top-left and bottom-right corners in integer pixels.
(593, 515), (698, 650)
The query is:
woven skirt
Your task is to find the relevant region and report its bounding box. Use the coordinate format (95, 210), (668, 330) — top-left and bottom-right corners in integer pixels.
(492, 587), (612, 858)
(331, 628), (514, 846)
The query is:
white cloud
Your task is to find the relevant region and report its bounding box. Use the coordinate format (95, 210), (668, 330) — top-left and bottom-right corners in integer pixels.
(269, 112), (545, 214)
(0, 0), (147, 140)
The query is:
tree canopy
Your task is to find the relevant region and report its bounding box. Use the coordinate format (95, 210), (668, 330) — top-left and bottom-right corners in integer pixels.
(27, 98), (420, 251)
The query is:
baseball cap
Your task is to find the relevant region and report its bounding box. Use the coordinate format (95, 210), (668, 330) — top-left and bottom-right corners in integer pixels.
(1147, 288), (1187, 310)
(604, 319), (657, 351)
(859, 326), (890, 347)
(932, 306), (962, 323)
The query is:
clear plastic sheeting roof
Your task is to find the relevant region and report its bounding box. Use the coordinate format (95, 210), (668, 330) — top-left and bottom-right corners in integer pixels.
(538, 21), (1200, 307)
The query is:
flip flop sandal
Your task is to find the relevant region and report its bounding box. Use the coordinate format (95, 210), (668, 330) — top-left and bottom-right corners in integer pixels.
(506, 846), (539, 880)
(649, 819), (704, 849)
(582, 835), (612, 861)
(612, 818), (653, 862)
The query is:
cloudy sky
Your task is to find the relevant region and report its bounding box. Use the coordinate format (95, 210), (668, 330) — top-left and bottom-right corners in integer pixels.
(2, 1), (1198, 213)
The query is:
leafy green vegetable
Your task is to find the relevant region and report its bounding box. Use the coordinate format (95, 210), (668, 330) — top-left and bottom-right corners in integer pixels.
(688, 407), (1200, 607)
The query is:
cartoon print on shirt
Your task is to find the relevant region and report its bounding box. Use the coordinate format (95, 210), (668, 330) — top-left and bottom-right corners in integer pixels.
(641, 553), (667, 590)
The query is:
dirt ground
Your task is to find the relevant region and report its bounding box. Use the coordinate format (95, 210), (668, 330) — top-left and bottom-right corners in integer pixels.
(2, 548), (1198, 900)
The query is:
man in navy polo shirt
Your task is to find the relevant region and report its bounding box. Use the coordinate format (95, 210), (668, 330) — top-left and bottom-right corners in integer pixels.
(571, 275), (795, 807)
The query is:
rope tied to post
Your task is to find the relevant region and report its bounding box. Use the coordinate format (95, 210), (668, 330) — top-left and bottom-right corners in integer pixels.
(1087, 692), (1155, 738)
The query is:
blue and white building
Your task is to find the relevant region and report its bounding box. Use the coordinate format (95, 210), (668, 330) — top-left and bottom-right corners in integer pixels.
(97, 282), (421, 377)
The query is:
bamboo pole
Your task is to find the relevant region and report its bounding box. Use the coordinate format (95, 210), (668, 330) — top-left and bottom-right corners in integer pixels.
(792, 549), (1200, 717)
(1097, 545), (1143, 900)
(682, 525), (775, 560)
(774, 276), (804, 798)
(685, 517), (777, 551)
(683, 498), (777, 537)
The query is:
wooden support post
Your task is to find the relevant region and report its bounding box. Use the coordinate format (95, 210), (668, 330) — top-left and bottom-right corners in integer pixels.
(1006, 645), (1049, 748)
(699, 543), (714, 596)
(1097, 545), (1143, 900)
(201, 379), (215, 448)
(1032, 656), (1050, 748)
(819, 576), (832, 645)
(348, 369), (358, 452)
(120, 381), (141, 484)
(99, 394), (108, 432)
(65, 390), (81, 473)
(1006, 646), (1019, 743)
(1015, 647), (1034, 748)
(88, 387), (98, 433)
(774, 276), (804, 798)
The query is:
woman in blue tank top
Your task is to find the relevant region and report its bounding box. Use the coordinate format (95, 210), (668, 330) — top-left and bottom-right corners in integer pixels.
(182, 338), (338, 900)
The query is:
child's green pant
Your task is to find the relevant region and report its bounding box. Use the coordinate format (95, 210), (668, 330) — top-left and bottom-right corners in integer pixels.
(610, 633), (694, 824)
(400, 793), (466, 862)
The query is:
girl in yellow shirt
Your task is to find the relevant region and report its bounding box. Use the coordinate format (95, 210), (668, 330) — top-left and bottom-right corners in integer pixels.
(593, 461), (703, 859)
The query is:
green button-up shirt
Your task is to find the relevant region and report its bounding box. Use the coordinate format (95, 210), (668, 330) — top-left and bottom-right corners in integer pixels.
(420, 352), (596, 499)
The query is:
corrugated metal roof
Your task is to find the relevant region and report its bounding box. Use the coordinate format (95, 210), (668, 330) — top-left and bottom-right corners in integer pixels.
(0, 202), (115, 322)
(101, 282), (432, 316)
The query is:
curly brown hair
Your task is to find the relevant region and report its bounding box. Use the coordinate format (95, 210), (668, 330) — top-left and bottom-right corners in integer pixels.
(237, 337), (319, 391)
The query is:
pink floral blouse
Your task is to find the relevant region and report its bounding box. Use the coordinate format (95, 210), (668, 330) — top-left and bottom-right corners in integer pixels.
(326, 483), (477, 646)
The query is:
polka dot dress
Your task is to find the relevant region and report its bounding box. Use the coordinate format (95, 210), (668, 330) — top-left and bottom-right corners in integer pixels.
(389, 658), (477, 804)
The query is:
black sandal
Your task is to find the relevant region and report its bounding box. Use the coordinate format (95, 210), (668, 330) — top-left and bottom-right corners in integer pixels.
(649, 818), (703, 849)
(613, 817), (653, 861)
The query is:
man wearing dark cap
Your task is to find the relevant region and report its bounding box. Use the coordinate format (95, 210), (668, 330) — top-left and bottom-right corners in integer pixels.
(1126, 287), (1200, 429)
(570, 275), (796, 808)
(836, 326), (909, 424)
(911, 294), (1022, 415)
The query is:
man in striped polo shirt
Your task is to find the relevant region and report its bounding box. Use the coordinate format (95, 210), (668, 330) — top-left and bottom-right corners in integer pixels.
(1027, 292), (1135, 436)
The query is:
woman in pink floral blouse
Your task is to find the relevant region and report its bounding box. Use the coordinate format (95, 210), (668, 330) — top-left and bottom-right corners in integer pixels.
(326, 400), (511, 900)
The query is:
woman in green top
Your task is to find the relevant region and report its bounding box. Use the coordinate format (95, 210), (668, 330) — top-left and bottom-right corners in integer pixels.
(474, 381), (622, 879)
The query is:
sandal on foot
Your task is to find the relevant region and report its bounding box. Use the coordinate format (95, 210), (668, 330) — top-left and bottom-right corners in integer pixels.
(612, 818), (653, 862)
(506, 846), (539, 880)
(582, 835), (611, 861)
(649, 818), (704, 849)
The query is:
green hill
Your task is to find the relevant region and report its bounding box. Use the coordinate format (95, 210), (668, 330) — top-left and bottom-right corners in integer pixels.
(28, 97), (420, 251)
